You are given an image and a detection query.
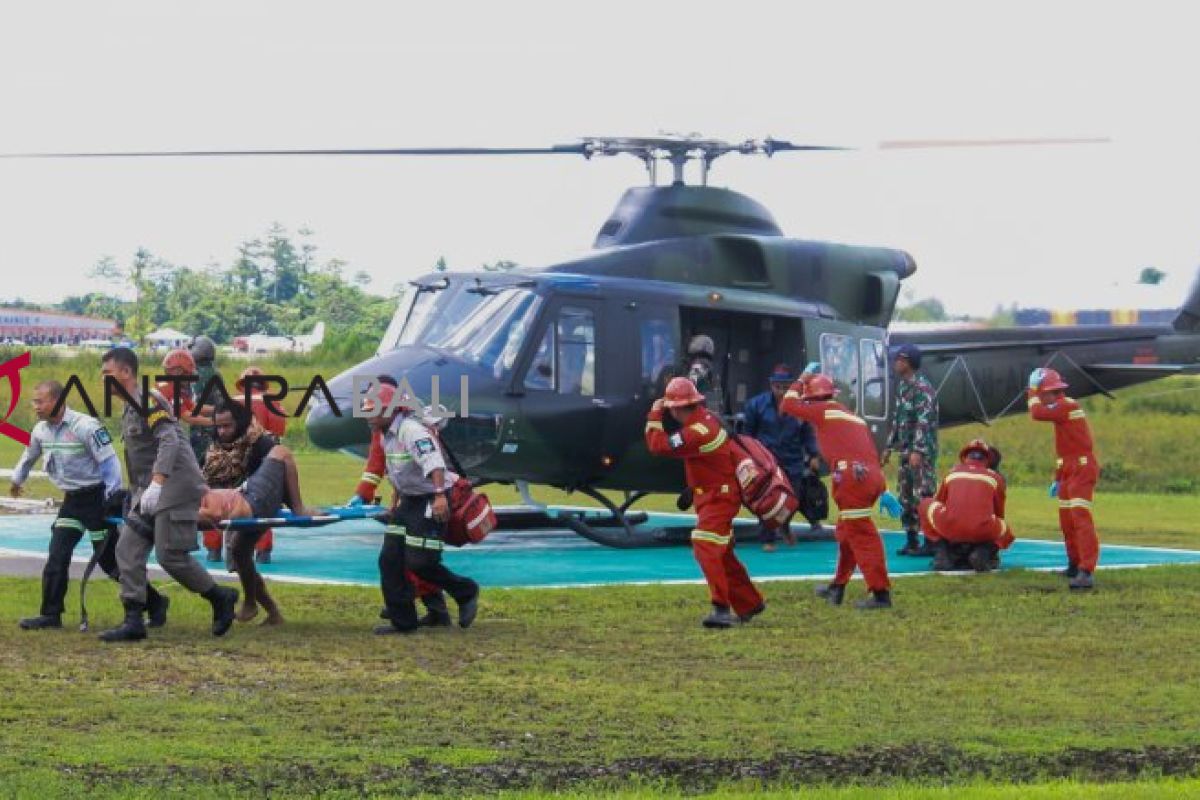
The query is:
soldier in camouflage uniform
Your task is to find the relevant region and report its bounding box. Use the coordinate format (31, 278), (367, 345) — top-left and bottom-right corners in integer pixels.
(882, 343), (940, 556)
(187, 335), (218, 464)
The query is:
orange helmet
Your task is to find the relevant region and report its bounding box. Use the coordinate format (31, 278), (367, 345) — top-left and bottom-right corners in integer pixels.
(360, 383), (418, 415)
(161, 348), (197, 374)
(1030, 367), (1068, 393)
(959, 438), (992, 462)
(663, 376), (705, 408)
(800, 374), (837, 401)
(235, 366), (264, 393)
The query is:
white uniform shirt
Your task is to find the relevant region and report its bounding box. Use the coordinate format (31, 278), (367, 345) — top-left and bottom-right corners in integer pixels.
(382, 415), (459, 496)
(12, 408), (117, 492)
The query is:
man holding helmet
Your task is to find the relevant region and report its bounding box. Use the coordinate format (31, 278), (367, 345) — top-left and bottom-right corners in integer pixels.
(1028, 368), (1100, 589)
(645, 376), (764, 629)
(781, 373), (892, 609)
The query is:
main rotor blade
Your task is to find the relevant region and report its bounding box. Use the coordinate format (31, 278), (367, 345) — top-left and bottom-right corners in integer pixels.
(759, 138), (853, 156)
(0, 144), (590, 159)
(878, 137), (1110, 150)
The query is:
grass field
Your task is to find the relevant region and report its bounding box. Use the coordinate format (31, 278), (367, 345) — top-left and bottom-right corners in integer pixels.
(2, 565), (1200, 796)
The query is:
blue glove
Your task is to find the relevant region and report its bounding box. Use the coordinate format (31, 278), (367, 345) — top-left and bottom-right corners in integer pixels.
(346, 495), (364, 508)
(1029, 368), (1045, 391)
(1048, 481), (1059, 498)
(879, 491), (903, 519)
(803, 361), (821, 375)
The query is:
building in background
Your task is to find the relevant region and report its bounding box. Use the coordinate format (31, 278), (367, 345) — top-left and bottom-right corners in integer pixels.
(0, 308), (116, 345)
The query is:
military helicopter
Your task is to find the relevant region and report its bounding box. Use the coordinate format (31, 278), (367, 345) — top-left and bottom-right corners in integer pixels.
(10, 135), (1200, 547)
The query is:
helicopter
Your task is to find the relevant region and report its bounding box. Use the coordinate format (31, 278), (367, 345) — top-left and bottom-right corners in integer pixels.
(9, 135), (1200, 547)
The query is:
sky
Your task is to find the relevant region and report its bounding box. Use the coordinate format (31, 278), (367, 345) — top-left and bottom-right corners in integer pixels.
(1, 0), (1198, 319)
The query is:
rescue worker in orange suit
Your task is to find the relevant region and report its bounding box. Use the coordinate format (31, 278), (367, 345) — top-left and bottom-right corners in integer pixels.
(781, 373), (893, 609)
(919, 439), (1015, 573)
(645, 377), (765, 628)
(349, 375), (452, 627)
(1027, 368), (1100, 590)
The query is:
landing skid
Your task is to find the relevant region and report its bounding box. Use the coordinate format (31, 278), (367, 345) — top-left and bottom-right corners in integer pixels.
(493, 486), (835, 549)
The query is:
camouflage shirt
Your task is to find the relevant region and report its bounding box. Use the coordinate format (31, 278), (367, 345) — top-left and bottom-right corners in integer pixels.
(886, 372), (939, 459)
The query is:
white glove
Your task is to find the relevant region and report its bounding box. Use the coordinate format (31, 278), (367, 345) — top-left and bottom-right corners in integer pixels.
(139, 481), (163, 515)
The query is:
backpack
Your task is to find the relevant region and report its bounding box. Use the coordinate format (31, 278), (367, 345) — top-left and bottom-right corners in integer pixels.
(443, 480), (497, 547)
(728, 434), (800, 530)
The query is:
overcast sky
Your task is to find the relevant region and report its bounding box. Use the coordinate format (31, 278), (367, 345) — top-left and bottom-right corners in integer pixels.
(1, 1), (1198, 318)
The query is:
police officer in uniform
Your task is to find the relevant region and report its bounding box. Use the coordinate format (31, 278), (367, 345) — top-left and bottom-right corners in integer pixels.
(98, 347), (238, 643)
(10, 380), (168, 630)
(366, 383), (479, 635)
(882, 343), (940, 557)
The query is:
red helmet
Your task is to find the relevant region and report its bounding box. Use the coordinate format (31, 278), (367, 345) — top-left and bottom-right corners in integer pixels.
(800, 374), (837, 401)
(235, 366), (264, 392)
(1031, 367), (1069, 392)
(360, 383), (418, 415)
(663, 376), (705, 408)
(161, 348), (197, 374)
(959, 438), (992, 462)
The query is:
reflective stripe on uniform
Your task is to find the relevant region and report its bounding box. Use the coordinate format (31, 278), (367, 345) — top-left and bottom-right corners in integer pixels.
(689, 422), (710, 435)
(403, 534), (444, 551)
(360, 472), (382, 485)
(824, 409), (867, 426)
(1077, 456), (1089, 466)
(645, 420), (664, 432)
(698, 428), (728, 453)
(945, 471), (998, 489)
(838, 507), (874, 520)
(690, 529), (732, 546)
(1063, 498), (1093, 509)
(52, 517), (86, 534)
(925, 500), (943, 530)
(1056, 458), (1064, 468)
(88, 528), (109, 543)
(384, 525), (406, 536)
(386, 453), (413, 463)
(1069, 409), (1087, 420)
(783, 390), (800, 400)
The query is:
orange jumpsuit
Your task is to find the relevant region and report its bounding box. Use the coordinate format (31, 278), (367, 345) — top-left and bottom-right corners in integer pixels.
(247, 393), (288, 438)
(919, 462), (1015, 548)
(645, 405), (764, 616)
(356, 429), (442, 600)
(1029, 394), (1100, 572)
(780, 389), (890, 592)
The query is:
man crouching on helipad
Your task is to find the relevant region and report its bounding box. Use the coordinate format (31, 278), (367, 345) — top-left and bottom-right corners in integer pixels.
(645, 377), (764, 629)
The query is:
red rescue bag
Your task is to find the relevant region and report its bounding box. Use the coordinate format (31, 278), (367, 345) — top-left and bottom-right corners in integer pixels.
(444, 477), (497, 546)
(729, 435), (800, 530)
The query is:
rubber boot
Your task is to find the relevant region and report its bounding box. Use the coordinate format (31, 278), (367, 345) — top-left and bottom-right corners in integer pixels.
(701, 604), (740, 629)
(897, 530), (921, 556)
(145, 590), (170, 628)
(457, 588), (480, 629)
(203, 586), (239, 637)
(1069, 569), (1095, 591)
(418, 592), (453, 628)
(855, 590), (893, 610)
(932, 541), (954, 571)
(99, 602), (147, 642)
(814, 583), (846, 606)
(18, 614), (63, 630)
(738, 602), (766, 623)
(1058, 562), (1079, 579)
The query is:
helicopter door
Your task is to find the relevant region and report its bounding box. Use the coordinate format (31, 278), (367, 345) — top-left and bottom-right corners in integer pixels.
(515, 299), (609, 483)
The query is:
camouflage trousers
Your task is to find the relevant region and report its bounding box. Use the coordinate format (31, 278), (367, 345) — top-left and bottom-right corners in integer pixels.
(897, 458), (937, 533)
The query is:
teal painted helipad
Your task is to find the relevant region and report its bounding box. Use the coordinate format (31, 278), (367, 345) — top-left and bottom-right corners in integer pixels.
(2, 510), (1198, 588)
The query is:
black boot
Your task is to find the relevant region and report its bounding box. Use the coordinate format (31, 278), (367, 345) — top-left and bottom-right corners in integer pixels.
(914, 536), (937, 557)
(738, 602), (766, 623)
(897, 530), (921, 556)
(814, 583), (845, 606)
(145, 589), (170, 628)
(457, 588), (480, 629)
(968, 545), (999, 573)
(701, 604), (740, 628)
(99, 602), (147, 642)
(932, 541), (954, 571)
(203, 586), (239, 637)
(855, 590), (893, 610)
(419, 592), (453, 628)
(18, 614), (63, 630)
(1057, 562), (1079, 579)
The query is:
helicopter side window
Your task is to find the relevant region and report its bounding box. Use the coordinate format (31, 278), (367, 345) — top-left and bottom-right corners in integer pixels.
(860, 338), (887, 419)
(640, 318), (676, 394)
(819, 332), (860, 414)
(524, 325), (555, 391)
(557, 307), (595, 397)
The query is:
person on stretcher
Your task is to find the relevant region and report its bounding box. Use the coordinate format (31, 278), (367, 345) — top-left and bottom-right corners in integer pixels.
(196, 445), (314, 626)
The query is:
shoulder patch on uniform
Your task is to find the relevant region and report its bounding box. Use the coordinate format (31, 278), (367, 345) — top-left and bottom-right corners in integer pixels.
(93, 428), (113, 448)
(414, 437), (436, 455)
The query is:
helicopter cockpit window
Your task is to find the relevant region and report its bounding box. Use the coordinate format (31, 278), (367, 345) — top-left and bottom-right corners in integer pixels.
(396, 283), (487, 349)
(819, 333), (860, 414)
(522, 305), (596, 396)
(432, 288), (541, 376)
(860, 338), (887, 419)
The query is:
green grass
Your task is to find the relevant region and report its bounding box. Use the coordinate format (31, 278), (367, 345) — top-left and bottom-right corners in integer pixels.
(1, 566), (1200, 795)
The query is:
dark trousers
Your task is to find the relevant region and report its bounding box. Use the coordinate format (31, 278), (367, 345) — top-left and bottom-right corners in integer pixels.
(42, 485), (162, 616)
(379, 494), (478, 629)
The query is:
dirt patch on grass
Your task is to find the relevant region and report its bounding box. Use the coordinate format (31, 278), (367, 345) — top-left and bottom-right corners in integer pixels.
(70, 744), (1200, 795)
